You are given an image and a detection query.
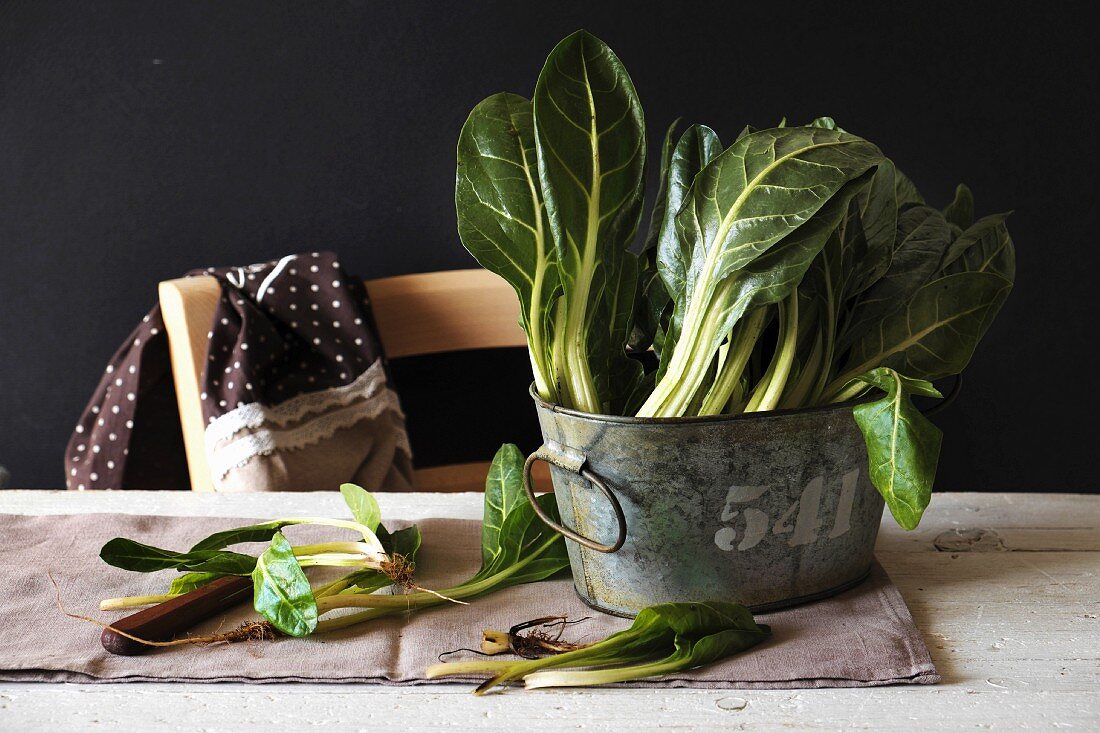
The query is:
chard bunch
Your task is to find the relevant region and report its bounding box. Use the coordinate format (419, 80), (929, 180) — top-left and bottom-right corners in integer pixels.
(456, 30), (1015, 529)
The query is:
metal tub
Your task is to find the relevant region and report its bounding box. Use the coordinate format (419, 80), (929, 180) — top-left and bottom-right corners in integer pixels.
(522, 388), (884, 617)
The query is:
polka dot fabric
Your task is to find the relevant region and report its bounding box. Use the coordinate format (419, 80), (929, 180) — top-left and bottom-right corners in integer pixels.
(65, 252), (387, 490)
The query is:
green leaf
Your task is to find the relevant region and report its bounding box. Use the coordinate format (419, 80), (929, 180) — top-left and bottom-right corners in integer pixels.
(939, 213), (1015, 280)
(99, 538), (257, 575)
(534, 29), (646, 412)
(481, 443), (525, 565)
(377, 524), (422, 560)
(252, 532), (317, 637)
(841, 205), (953, 349)
(675, 127), (882, 338)
(894, 166), (925, 208)
(843, 159), (899, 298)
(838, 270), (1013, 384)
(630, 118), (682, 352)
(642, 127), (884, 416)
(168, 572), (222, 595)
(432, 601), (769, 693)
(943, 183), (975, 229)
(472, 445), (569, 585)
(852, 367), (943, 530)
(340, 483), (381, 531)
(188, 520), (293, 552)
(697, 175), (875, 414)
(456, 92), (561, 401)
(655, 124), (723, 305)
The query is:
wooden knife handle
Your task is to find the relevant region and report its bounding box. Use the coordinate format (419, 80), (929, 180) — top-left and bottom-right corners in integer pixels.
(100, 575), (253, 656)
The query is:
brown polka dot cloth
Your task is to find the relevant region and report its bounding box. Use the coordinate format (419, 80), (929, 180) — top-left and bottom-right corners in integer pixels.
(65, 252), (413, 492)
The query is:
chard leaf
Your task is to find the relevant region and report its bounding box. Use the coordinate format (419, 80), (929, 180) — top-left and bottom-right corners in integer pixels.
(377, 524), (422, 560)
(340, 483), (381, 531)
(252, 532), (317, 637)
(168, 572), (221, 595)
(843, 159), (899, 298)
(630, 119), (682, 351)
(841, 205), (952, 349)
(641, 127), (883, 416)
(439, 601), (769, 693)
(481, 443), (525, 565)
(655, 124), (724, 305)
(673, 127), (883, 335)
(838, 270), (1013, 384)
(533, 30), (646, 413)
(475, 445), (568, 583)
(851, 368), (943, 530)
(99, 538), (257, 575)
(894, 167), (925, 208)
(939, 213), (1015, 279)
(188, 520), (293, 552)
(456, 92), (560, 401)
(943, 183), (975, 229)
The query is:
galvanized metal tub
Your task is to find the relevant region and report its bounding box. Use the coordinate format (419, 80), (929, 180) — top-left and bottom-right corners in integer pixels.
(522, 388), (884, 617)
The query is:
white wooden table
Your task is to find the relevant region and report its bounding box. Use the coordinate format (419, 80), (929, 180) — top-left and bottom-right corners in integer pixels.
(1, 490), (1097, 732)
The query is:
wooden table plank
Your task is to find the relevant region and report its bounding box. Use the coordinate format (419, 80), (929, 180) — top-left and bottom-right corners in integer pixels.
(1, 490), (1097, 732)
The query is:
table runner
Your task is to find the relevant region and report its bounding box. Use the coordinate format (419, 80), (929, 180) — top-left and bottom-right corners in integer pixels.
(0, 512), (938, 688)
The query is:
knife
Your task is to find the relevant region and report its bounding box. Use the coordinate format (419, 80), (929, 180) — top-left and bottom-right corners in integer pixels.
(100, 575), (253, 656)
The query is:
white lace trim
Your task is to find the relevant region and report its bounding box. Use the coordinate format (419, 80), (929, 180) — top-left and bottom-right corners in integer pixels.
(205, 358), (397, 450)
(207, 388), (410, 481)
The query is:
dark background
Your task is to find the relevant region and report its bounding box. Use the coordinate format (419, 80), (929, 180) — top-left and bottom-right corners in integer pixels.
(0, 2), (1093, 490)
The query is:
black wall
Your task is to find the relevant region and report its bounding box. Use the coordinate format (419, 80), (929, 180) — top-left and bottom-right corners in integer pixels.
(0, 2), (1093, 490)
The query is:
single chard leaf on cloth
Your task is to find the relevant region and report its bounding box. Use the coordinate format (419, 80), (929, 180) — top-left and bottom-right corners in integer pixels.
(99, 537), (257, 575)
(851, 368), (943, 530)
(456, 92), (561, 402)
(482, 443), (524, 565)
(473, 444), (567, 584)
(427, 601), (770, 693)
(340, 483), (381, 531)
(252, 532), (318, 638)
(534, 30), (646, 413)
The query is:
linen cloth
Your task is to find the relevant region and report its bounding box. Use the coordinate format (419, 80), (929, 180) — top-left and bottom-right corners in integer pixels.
(64, 252), (412, 492)
(0, 512), (938, 687)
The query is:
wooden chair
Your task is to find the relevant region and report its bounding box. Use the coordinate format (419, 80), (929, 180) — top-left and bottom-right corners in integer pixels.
(159, 269), (550, 492)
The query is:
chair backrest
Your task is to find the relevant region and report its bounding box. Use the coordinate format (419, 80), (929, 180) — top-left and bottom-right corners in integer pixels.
(159, 269), (548, 492)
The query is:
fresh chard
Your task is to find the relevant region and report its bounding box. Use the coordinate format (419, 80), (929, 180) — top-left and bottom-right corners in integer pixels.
(427, 601), (770, 694)
(313, 444), (569, 633)
(456, 30), (1016, 530)
(97, 446), (569, 640)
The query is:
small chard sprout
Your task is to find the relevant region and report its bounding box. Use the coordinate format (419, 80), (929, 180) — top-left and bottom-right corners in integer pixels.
(427, 601), (770, 694)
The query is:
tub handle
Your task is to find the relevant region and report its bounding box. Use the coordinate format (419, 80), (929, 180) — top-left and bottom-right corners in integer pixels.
(522, 441), (626, 553)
